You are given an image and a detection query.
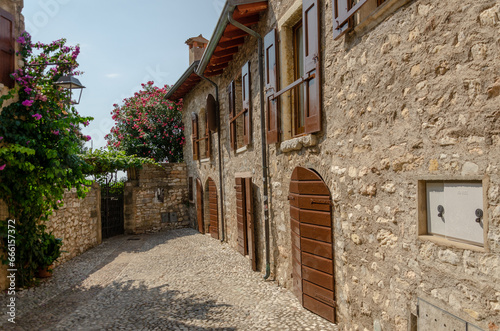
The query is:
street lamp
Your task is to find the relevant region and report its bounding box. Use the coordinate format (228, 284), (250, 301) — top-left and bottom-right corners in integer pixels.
(53, 75), (86, 105)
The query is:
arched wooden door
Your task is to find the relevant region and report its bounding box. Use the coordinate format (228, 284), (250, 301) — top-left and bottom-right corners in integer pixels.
(207, 178), (219, 239)
(196, 178), (204, 234)
(289, 167), (335, 323)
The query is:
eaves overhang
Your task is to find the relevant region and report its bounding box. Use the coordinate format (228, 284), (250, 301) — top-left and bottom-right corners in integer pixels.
(195, 0), (268, 77)
(165, 60), (201, 101)
(165, 0), (268, 101)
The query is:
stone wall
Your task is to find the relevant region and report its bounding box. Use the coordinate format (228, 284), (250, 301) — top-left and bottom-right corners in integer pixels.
(0, 183), (101, 290)
(46, 182), (102, 265)
(124, 163), (189, 234)
(180, 0), (500, 329)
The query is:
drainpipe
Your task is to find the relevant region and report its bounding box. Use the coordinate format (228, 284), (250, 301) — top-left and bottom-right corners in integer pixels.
(227, 14), (271, 280)
(195, 73), (225, 243)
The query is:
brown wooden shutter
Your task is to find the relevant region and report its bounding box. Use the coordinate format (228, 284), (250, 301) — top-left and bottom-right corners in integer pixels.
(242, 61), (251, 146)
(196, 178), (204, 234)
(0, 8), (15, 88)
(205, 107), (211, 158)
(332, 0), (350, 40)
(228, 81), (237, 150)
(208, 178), (219, 239)
(245, 177), (256, 271)
(264, 29), (279, 144)
(303, 0), (321, 134)
(191, 113), (199, 160)
(235, 177), (248, 256)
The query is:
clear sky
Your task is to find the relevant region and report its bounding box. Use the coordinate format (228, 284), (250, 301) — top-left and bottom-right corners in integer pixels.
(23, 0), (223, 149)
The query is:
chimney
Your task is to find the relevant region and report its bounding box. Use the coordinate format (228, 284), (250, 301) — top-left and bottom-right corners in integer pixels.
(185, 34), (209, 65)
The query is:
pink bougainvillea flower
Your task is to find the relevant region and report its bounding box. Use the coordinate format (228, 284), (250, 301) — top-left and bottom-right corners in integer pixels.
(25, 87), (32, 93)
(52, 130), (60, 135)
(84, 135), (91, 141)
(22, 100), (34, 107)
(32, 113), (42, 120)
(0, 164), (6, 171)
(17, 36), (25, 44)
(0, 137), (3, 140)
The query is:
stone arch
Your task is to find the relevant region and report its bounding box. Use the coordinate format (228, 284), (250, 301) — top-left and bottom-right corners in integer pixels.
(288, 166), (335, 323)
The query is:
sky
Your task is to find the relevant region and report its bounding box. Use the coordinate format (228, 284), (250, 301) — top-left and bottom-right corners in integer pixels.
(23, 0), (223, 149)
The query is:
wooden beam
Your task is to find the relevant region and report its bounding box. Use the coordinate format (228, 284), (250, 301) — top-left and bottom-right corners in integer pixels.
(234, 2), (268, 18)
(218, 37), (245, 49)
(213, 46), (239, 58)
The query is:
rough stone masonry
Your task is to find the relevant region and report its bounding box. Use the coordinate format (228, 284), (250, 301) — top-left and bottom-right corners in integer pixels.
(178, 0), (500, 330)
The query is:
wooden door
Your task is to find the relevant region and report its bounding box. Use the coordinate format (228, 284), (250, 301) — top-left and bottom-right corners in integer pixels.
(289, 167), (335, 323)
(196, 178), (204, 234)
(208, 178), (219, 239)
(235, 177), (248, 255)
(235, 177), (256, 271)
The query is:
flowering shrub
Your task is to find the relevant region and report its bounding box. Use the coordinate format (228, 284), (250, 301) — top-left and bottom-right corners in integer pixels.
(0, 32), (93, 287)
(105, 82), (184, 163)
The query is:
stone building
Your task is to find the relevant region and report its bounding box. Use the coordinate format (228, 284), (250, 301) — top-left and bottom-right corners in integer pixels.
(0, 0), (23, 106)
(166, 0), (500, 329)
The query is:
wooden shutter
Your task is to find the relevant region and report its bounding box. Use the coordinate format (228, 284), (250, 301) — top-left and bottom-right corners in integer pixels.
(264, 29), (279, 144)
(196, 178), (204, 234)
(242, 61), (251, 146)
(245, 177), (256, 271)
(228, 81), (236, 150)
(332, 0), (371, 40)
(0, 8), (15, 88)
(208, 178), (219, 239)
(303, 0), (321, 134)
(191, 113), (199, 160)
(235, 177), (248, 256)
(205, 107), (211, 158)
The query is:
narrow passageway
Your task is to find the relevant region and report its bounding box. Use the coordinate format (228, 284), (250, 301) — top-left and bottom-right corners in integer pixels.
(1, 229), (337, 330)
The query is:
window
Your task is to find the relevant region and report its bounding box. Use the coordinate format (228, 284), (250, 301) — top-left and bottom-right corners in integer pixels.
(418, 180), (487, 249)
(191, 108), (211, 161)
(228, 61), (251, 151)
(0, 8), (15, 88)
(265, 0), (321, 144)
(332, 0), (404, 39)
(188, 176), (194, 202)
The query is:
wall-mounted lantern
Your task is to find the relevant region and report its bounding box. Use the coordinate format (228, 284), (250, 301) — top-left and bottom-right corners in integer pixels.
(53, 75), (86, 105)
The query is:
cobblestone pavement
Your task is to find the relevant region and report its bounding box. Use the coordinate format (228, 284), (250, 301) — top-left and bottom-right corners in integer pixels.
(1, 229), (338, 331)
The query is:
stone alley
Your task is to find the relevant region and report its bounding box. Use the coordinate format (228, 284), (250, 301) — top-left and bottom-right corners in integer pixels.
(0, 229), (337, 330)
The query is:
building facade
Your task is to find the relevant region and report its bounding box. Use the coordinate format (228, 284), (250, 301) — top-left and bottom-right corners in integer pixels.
(167, 0), (500, 329)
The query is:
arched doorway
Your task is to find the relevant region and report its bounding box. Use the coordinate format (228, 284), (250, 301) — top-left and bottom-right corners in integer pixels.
(289, 167), (335, 323)
(207, 178), (219, 239)
(196, 178), (204, 234)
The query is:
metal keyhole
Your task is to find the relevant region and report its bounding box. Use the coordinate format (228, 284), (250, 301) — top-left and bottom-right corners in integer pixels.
(437, 205), (444, 218)
(475, 208), (483, 223)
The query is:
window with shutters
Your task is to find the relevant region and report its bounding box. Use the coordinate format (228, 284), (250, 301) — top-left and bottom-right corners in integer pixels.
(266, 0), (321, 144)
(228, 61), (251, 152)
(418, 179), (488, 251)
(191, 107), (211, 161)
(332, 0), (408, 40)
(0, 8), (15, 89)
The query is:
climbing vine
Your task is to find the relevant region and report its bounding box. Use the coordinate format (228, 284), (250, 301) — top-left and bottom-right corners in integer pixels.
(0, 32), (92, 287)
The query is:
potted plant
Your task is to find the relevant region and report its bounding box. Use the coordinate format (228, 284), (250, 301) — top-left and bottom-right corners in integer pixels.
(34, 232), (63, 278)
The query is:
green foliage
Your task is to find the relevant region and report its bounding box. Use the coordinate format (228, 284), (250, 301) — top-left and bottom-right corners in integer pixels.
(0, 32), (92, 287)
(105, 82), (185, 162)
(83, 148), (156, 190)
(34, 231), (63, 268)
